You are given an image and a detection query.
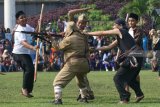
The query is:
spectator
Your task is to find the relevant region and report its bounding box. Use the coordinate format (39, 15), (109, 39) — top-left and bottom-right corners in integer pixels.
(103, 51), (115, 71)
(0, 42), (4, 56)
(8, 59), (17, 72)
(2, 49), (11, 60)
(63, 17), (68, 32)
(3, 56), (11, 72)
(149, 29), (160, 78)
(57, 18), (64, 32)
(3, 39), (13, 54)
(33, 55), (44, 71)
(0, 56), (7, 72)
(0, 27), (6, 40)
(5, 28), (12, 42)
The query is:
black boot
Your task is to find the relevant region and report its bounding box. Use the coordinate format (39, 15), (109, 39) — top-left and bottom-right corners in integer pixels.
(77, 93), (95, 101)
(77, 97), (89, 103)
(86, 91), (95, 100)
(53, 99), (63, 105)
(77, 94), (81, 101)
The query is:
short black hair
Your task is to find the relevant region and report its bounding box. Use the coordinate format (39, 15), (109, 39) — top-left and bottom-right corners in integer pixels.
(115, 18), (126, 26)
(115, 18), (128, 30)
(128, 13), (139, 21)
(16, 11), (25, 19)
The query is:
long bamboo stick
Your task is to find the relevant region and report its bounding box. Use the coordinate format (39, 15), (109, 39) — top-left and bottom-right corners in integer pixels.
(34, 4), (44, 82)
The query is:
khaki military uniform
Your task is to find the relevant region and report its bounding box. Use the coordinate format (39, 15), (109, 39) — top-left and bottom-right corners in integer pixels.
(53, 21), (90, 89)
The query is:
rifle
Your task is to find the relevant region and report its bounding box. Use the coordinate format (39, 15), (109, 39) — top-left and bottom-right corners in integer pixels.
(15, 31), (63, 44)
(15, 31), (51, 44)
(16, 31), (62, 38)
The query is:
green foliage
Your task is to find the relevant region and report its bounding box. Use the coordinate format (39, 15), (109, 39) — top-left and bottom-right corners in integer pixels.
(81, 4), (96, 9)
(51, 20), (60, 32)
(118, 0), (148, 18)
(82, 4), (113, 31)
(118, 0), (160, 17)
(156, 17), (160, 29)
(0, 71), (160, 107)
(118, 0), (160, 28)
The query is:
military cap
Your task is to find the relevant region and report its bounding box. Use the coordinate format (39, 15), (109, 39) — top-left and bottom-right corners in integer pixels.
(128, 13), (139, 21)
(64, 21), (79, 37)
(78, 14), (88, 22)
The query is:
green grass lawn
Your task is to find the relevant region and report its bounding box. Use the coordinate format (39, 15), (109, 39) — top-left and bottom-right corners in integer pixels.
(0, 70), (160, 107)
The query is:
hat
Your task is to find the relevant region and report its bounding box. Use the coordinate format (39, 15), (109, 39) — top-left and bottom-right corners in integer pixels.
(78, 14), (88, 22)
(128, 13), (139, 21)
(64, 21), (79, 37)
(115, 18), (126, 26)
(66, 21), (78, 31)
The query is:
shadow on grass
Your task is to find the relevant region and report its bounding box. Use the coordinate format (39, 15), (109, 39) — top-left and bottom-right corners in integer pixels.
(136, 97), (160, 104)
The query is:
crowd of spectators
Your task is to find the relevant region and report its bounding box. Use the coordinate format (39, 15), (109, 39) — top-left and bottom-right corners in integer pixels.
(1, 22), (159, 72)
(0, 0), (159, 72)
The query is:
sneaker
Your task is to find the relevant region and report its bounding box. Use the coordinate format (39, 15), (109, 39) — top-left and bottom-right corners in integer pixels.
(78, 97), (88, 103)
(105, 68), (109, 71)
(135, 95), (144, 103)
(112, 67), (115, 71)
(53, 99), (63, 105)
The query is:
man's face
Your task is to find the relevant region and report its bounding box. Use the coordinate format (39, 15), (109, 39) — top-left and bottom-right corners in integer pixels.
(76, 20), (87, 30)
(17, 15), (27, 26)
(128, 18), (138, 28)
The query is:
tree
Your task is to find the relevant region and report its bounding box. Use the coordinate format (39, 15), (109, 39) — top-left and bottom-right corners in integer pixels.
(118, 0), (160, 28)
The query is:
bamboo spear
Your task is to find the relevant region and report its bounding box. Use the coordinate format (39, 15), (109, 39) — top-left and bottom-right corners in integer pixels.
(34, 4), (44, 82)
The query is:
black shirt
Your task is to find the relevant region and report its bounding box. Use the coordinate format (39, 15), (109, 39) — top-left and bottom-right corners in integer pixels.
(117, 29), (136, 53)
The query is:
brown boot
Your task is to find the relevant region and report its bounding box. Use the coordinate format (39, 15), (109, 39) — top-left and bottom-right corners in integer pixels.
(21, 88), (33, 98)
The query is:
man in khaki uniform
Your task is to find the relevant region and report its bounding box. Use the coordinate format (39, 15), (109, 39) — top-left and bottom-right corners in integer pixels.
(52, 8), (92, 104)
(68, 8), (94, 101)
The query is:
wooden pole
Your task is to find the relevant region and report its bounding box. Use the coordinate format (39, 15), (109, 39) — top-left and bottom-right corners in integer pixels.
(34, 4), (44, 82)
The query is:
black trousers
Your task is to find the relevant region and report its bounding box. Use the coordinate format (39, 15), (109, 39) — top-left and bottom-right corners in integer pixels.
(13, 54), (34, 93)
(113, 57), (143, 101)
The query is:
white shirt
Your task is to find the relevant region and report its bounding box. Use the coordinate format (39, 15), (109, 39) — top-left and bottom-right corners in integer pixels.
(129, 28), (134, 38)
(63, 21), (68, 32)
(5, 33), (12, 41)
(12, 24), (34, 54)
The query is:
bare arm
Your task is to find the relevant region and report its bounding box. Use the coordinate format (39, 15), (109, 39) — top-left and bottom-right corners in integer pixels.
(21, 40), (38, 51)
(87, 29), (121, 37)
(68, 8), (91, 21)
(115, 48), (121, 61)
(96, 40), (118, 51)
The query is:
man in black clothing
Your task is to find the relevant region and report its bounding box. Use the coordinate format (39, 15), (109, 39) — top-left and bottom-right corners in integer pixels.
(87, 18), (144, 104)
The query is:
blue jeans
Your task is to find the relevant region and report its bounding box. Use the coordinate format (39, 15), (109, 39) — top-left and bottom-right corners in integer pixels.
(0, 64), (7, 72)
